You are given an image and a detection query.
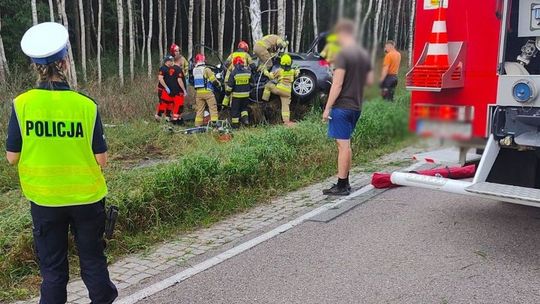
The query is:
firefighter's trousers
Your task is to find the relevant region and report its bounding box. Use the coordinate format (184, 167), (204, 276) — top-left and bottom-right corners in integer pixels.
(195, 90), (219, 126)
(230, 96), (250, 127)
(262, 82), (292, 123)
(254, 45), (273, 69)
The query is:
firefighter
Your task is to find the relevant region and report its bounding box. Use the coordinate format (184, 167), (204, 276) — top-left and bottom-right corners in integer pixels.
(5, 22), (117, 303)
(320, 33), (341, 67)
(261, 53), (300, 125)
(253, 34), (289, 70)
(193, 54), (221, 126)
(170, 43), (189, 80)
(223, 41), (255, 107)
(226, 56), (252, 128)
(156, 55), (176, 121)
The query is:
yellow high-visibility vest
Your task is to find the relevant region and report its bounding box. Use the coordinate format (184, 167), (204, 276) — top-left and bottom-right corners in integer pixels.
(13, 89), (107, 207)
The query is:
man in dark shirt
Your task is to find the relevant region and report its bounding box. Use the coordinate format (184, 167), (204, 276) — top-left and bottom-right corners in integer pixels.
(322, 19), (374, 196)
(6, 82), (107, 155)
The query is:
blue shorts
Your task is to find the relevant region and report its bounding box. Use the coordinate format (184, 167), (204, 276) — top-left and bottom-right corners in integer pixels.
(328, 108), (361, 140)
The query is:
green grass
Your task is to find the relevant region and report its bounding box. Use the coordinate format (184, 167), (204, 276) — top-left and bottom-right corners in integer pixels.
(0, 56), (412, 300)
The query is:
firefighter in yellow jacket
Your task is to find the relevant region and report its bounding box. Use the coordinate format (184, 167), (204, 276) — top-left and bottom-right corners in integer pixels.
(192, 54), (221, 126)
(223, 41), (255, 107)
(262, 54), (300, 125)
(320, 33), (341, 67)
(254, 34), (289, 70)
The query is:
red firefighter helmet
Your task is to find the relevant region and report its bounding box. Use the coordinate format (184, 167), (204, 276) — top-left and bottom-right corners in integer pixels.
(238, 41), (249, 52)
(169, 43), (180, 56)
(233, 56), (245, 66)
(195, 53), (206, 64)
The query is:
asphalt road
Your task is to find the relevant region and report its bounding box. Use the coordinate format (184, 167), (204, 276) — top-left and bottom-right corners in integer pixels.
(140, 187), (540, 304)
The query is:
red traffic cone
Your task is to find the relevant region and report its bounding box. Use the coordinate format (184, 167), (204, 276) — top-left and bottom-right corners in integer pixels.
(424, 5), (450, 67)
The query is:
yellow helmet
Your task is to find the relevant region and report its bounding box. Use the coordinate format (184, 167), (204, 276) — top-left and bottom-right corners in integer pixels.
(280, 53), (292, 66)
(327, 33), (338, 43)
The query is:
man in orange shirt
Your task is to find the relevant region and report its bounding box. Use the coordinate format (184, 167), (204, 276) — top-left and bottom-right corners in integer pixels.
(380, 40), (401, 101)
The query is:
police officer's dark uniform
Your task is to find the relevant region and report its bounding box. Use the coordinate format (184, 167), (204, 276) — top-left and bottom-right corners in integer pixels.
(5, 22), (117, 304)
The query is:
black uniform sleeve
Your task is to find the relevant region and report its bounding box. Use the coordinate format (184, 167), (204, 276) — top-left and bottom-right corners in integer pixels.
(5, 106), (22, 153)
(92, 111), (108, 154)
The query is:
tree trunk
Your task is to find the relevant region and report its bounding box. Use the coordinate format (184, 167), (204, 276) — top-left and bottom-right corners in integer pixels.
(157, 0), (163, 59)
(295, 0), (305, 52)
(48, 0), (55, 21)
(188, 0), (194, 59)
(277, 0), (285, 38)
(201, 0), (206, 54)
(249, 0), (263, 44)
(218, 0), (226, 57)
(117, 0), (124, 86)
(230, 0), (236, 52)
(0, 14), (8, 82)
(312, 0), (318, 39)
(172, 0), (178, 44)
(360, 0), (374, 43)
(239, 0), (243, 40)
(394, 0), (403, 45)
(140, 0), (146, 67)
(371, 0), (383, 64)
(338, 0), (344, 19)
(266, 0), (271, 34)
(127, 0), (134, 82)
(147, 0), (154, 77)
(57, 0), (78, 88)
(354, 0), (362, 36)
(31, 0), (38, 25)
(408, 0), (416, 67)
(163, 0), (167, 51)
(291, 0), (295, 50)
(78, 0), (87, 82)
(97, 0), (103, 84)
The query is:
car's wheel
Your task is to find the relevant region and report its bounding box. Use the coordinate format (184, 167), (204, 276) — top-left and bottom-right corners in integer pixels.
(293, 73), (316, 101)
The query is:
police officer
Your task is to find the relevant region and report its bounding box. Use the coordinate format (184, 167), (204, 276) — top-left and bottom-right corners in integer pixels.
(226, 56), (253, 128)
(223, 41), (256, 107)
(5, 22), (117, 304)
(262, 54), (300, 125)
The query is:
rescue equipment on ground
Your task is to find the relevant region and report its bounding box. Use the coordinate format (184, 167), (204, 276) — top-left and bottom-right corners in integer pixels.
(372, 165), (476, 189)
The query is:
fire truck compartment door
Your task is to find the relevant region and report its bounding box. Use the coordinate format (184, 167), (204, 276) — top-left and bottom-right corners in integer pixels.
(504, 62), (530, 75)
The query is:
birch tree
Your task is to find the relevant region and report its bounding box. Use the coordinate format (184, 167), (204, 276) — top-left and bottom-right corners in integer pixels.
(239, 0), (243, 40)
(218, 0), (226, 57)
(371, 0), (383, 64)
(97, 0), (103, 84)
(31, 0), (38, 25)
(338, 0), (344, 19)
(295, 0), (306, 52)
(163, 0), (167, 50)
(140, 0), (146, 67)
(394, 0), (403, 46)
(312, 0), (318, 39)
(277, 0), (285, 37)
(127, 0), (134, 82)
(201, 0), (206, 54)
(360, 0), (374, 42)
(172, 0), (178, 44)
(230, 0), (236, 52)
(250, 0), (263, 43)
(266, 0), (271, 34)
(188, 0), (194, 59)
(158, 0), (163, 58)
(408, 0), (416, 66)
(78, 0), (87, 82)
(147, 0), (154, 77)
(57, 0), (77, 88)
(0, 14), (8, 83)
(354, 0), (362, 36)
(117, 0), (124, 86)
(48, 0), (55, 21)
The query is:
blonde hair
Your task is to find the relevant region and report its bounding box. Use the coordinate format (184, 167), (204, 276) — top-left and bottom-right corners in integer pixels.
(32, 60), (68, 84)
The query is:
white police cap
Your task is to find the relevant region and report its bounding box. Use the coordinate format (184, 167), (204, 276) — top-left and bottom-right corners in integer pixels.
(20, 22), (69, 65)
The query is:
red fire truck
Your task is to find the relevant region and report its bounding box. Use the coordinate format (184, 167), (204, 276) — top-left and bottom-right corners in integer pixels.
(391, 0), (540, 207)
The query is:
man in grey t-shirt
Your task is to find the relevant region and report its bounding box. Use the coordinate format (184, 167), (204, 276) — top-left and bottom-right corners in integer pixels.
(322, 19), (374, 196)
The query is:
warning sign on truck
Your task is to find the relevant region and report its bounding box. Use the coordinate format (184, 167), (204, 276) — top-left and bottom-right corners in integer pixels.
(424, 0), (448, 10)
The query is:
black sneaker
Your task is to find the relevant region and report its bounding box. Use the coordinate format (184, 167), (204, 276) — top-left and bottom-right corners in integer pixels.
(323, 184), (350, 196)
